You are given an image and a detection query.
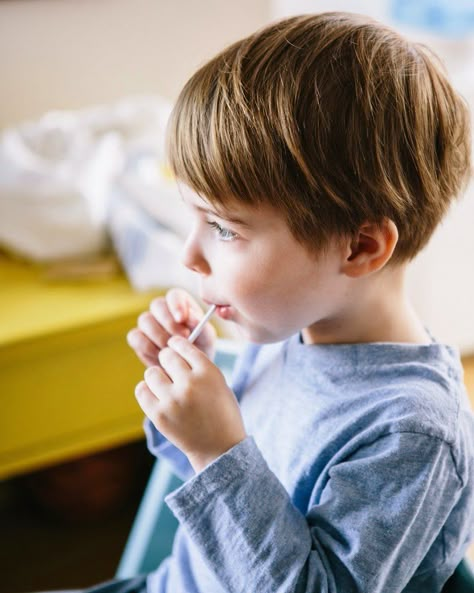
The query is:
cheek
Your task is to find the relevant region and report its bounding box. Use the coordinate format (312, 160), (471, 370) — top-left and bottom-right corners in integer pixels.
(212, 242), (331, 321)
(211, 249), (273, 303)
(222, 255), (293, 319)
(233, 254), (327, 324)
(224, 267), (264, 304)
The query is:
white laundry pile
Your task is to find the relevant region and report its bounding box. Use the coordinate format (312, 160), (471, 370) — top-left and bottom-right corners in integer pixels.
(0, 96), (196, 293)
(107, 153), (195, 292)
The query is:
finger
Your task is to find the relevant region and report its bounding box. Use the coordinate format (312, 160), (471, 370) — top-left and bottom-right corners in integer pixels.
(158, 346), (192, 380)
(149, 298), (190, 338)
(127, 329), (160, 362)
(167, 335), (211, 371)
(135, 380), (160, 417)
(144, 364), (173, 395)
(165, 288), (207, 330)
(166, 288), (192, 324)
(137, 351), (160, 368)
(137, 312), (175, 348)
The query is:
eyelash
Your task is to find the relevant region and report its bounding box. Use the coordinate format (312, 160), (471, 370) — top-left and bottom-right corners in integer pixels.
(207, 220), (238, 242)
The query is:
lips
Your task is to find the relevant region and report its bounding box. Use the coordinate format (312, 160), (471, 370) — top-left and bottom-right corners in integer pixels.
(202, 298), (234, 320)
(202, 296), (228, 308)
(215, 304), (234, 319)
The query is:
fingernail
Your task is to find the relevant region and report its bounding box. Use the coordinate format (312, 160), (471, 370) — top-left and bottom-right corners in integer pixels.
(168, 335), (184, 347)
(126, 331), (137, 346)
(173, 308), (183, 322)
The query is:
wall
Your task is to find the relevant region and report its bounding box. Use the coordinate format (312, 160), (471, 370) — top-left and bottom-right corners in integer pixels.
(0, 0), (270, 128)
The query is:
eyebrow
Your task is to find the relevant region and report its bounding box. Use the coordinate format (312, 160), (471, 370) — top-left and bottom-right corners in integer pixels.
(194, 204), (252, 228)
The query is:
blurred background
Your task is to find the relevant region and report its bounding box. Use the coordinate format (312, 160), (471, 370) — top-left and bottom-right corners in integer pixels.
(0, 1), (473, 591)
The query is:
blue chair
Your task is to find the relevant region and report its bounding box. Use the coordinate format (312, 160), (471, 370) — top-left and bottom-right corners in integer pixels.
(116, 456), (181, 577)
(116, 343), (474, 592)
(442, 559), (474, 593)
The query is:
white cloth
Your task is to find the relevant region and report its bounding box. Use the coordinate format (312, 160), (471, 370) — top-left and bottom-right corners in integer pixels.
(0, 96), (173, 262)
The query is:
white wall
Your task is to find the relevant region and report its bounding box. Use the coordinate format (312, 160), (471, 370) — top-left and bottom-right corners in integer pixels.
(0, 0), (270, 128)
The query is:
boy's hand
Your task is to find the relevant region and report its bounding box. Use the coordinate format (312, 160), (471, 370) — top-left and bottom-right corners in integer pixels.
(135, 336), (247, 472)
(126, 288), (216, 367)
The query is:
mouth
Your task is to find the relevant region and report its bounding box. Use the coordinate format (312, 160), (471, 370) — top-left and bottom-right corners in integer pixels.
(203, 298), (234, 320)
(214, 304), (234, 320)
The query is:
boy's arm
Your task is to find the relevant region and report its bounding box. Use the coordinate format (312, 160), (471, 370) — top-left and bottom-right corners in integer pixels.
(164, 432), (466, 593)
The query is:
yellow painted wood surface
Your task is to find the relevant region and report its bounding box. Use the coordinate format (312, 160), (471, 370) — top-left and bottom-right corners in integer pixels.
(0, 256), (161, 479)
(462, 355), (474, 563)
(463, 357), (474, 407)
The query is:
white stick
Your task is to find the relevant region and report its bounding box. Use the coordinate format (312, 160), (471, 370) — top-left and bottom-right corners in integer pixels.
(187, 304), (217, 343)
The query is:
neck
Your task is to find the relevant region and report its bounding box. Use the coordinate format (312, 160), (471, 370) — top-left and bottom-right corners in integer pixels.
(302, 266), (431, 346)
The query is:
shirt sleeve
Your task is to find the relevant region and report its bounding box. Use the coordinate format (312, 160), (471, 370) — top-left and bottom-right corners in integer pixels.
(144, 418), (194, 481)
(164, 432), (463, 593)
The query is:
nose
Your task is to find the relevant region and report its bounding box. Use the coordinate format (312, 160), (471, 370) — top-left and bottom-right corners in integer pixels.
(181, 231), (211, 275)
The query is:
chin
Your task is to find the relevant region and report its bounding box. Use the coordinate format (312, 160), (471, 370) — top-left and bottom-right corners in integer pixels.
(237, 323), (294, 345)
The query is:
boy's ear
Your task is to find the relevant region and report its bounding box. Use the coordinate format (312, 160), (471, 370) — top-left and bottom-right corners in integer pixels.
(341, 219), (399, 278)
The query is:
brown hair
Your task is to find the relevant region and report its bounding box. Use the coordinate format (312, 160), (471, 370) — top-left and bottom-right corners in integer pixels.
(166, 12), (471, 262)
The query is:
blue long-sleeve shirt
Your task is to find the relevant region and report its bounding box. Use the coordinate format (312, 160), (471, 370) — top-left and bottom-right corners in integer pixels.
(144, 334), (474, 593)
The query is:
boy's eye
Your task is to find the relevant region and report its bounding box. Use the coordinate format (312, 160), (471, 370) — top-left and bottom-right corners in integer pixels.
(207, 220), (238, 242)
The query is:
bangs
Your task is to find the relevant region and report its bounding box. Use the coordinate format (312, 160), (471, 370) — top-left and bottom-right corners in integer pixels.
(165, 40), (299, 212)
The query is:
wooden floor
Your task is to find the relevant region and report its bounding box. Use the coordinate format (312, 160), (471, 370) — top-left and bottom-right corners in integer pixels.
(2, 359), (474, 593)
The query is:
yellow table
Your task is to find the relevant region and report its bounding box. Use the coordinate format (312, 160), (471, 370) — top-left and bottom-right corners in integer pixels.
(0, 256), (160, 480)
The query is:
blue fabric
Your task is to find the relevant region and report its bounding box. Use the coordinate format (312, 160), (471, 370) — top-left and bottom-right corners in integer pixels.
(84, 576), (147, 593)
(391, 0), (474, 36)
(145, 334), (474, 593)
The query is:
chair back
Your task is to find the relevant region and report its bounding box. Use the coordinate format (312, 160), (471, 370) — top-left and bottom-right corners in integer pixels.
(441, 558), (474, 593)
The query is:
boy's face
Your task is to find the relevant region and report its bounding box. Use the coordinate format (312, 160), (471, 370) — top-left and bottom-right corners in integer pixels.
(181, 188), (349, 344)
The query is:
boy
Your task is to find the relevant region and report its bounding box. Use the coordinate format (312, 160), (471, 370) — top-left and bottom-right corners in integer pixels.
(47, 11), (474, 593)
